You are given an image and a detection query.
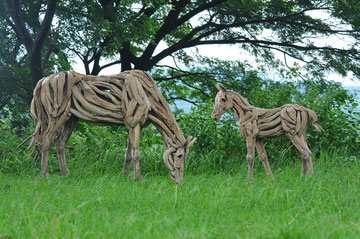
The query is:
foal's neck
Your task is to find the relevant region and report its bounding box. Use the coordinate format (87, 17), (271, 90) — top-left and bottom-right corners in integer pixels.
(228, 91), (254, 123)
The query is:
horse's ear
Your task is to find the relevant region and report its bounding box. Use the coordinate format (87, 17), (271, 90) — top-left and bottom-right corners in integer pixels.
(185, 136), (197, 147)
(219, 85), (227, 92)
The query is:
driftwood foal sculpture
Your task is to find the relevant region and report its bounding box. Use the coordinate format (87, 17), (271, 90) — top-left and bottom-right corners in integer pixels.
(26, 70), (196, 183)
(212, 85), (323, 181)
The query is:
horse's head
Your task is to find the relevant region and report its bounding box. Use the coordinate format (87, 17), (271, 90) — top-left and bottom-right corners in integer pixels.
(212, 85), (233, 120)
(163, 136), (196, 183)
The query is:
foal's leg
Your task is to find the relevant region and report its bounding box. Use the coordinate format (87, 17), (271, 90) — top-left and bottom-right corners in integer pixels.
(300, 134), (314, 175)
(54, 118), (78, 176)
(122, 135), (132, 178)
(246, 137), (256, 181)
(128, 124), (143, 180)
(255, 139), (274, 180)
(288, 134), (313, 176)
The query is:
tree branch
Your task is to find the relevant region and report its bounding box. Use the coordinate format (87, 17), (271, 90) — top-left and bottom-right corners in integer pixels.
(154, 72), (211, 82)
(191, 37), (359, 59)
(145, 4), (359, 68)
(167, 97), (197, 106)
(140, 0), (226, 63)
(42, 30), (54, 72)
(3, 0), (34, 51)
(33, 0), (57, 53)
(98, 60), (122, 73)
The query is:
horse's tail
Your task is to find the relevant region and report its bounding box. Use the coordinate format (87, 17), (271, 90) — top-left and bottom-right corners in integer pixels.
(17, 77), (48, 158)
(19, 70), (70, 156)
(306, 108), (324, 132)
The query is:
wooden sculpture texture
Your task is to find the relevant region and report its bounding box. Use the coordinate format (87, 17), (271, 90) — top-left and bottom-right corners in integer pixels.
(212, 85), (323, 181)
(27, 70), (196, 183)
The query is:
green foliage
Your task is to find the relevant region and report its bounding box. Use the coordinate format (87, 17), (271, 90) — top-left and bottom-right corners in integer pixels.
(0, 120), (38, 175)
(179, 101), (246, 174)
(0, 12), (33, 126)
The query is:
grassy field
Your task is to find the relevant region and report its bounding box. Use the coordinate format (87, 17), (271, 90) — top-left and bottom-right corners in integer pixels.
(1, 153), (360, 239)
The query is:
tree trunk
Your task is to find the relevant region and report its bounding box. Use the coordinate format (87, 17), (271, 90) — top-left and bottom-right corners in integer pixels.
(29, 51), (44, 88)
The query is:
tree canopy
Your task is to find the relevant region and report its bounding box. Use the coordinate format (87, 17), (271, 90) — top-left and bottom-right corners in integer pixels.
(1, 0), (360, 109)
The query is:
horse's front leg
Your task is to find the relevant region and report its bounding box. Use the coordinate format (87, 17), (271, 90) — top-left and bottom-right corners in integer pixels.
(246, 137), (256, 182)
(123, 135), (132, 178)
(55, 117), (78, 176)
(127, 124), (143, 181)
(40, 132), (55, 176)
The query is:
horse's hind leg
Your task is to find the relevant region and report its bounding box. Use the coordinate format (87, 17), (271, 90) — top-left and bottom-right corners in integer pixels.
(288, 134), (313, 176)
(55, 117), (78, 176)
(255, 139), (274, 180)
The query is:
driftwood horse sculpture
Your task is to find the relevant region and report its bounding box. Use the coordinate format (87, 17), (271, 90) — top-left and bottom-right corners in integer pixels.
(25, 70), (196, 183)
(212, 85), (323, 181)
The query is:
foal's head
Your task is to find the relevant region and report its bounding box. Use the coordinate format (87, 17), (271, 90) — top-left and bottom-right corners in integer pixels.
(212, 85), (233, 120)
(163, 136), (196, 183)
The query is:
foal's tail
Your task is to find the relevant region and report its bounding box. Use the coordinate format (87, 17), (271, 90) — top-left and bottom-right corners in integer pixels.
(306, 108), (324, 132)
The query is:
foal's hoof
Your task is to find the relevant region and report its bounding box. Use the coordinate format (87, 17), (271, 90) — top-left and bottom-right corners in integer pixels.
(122, 171), (131, 179)
(41, 170), (49, 176)
(133, 175), (148, 184)
(301, 171), (314, 177)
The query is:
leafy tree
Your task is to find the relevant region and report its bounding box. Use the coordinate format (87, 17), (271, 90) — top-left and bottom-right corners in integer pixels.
(0, 0), (74, 125)
(55, 0), (359, 78)
(1, 0), (57, 87)
(1, 0), (359, 96)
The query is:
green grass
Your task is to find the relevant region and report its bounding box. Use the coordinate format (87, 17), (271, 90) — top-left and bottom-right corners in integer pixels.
(1, 156), (360, 239)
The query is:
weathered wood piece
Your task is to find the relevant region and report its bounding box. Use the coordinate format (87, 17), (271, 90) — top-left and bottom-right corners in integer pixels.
(25, 70), (196, 183)
(212, 85), (323, 181)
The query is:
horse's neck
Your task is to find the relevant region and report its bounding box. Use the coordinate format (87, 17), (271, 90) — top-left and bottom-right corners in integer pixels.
(228, 91), (254, 122)
(149, 97), (185, 148)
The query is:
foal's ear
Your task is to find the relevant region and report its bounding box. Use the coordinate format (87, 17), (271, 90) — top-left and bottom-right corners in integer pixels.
(216, 85), (227, 92)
